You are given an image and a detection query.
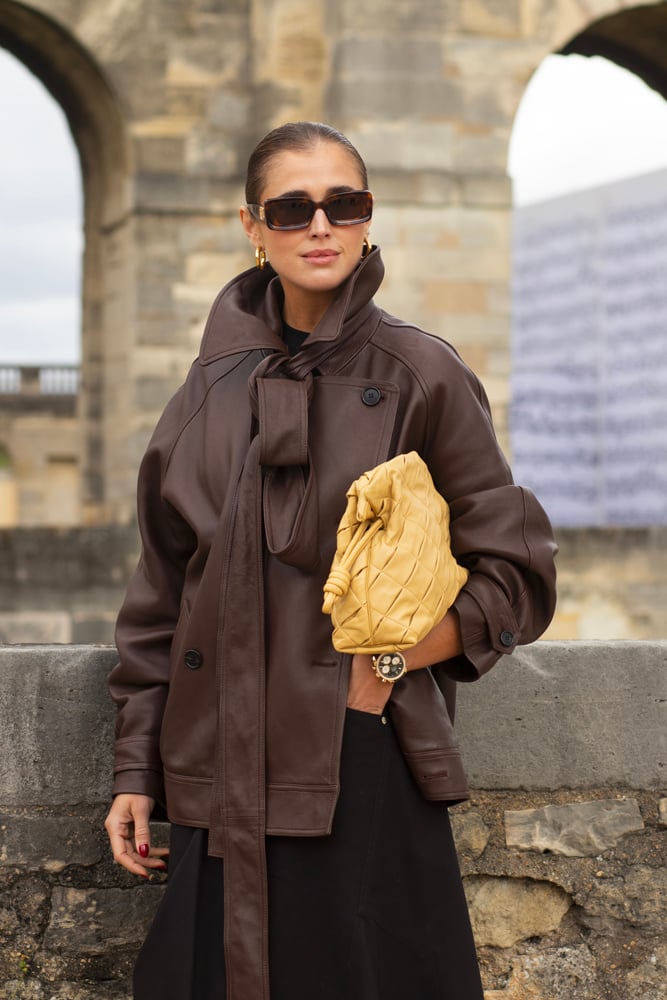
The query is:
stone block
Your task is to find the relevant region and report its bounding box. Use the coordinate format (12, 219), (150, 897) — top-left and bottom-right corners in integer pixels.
(456, 641), (667, 789)
(71, 616), (116, 644)
(326, 76), (462, 124)
(326, 0), (451, 33)
(505, 798), (645, 857)
(625, 942), (667, 1000)
(460, 78), (519, 128)
(444, 38), (546, 83)
(452, 129), (509, 174)
(177, 217), (245, 256)
(465, 875), (571, 947)
(0, 815), (102, 872)
(332, 37), (443, 77)
(134, 136), (185, 174)
(134, 315), (186, 348)
(132, 376), (181, 412)
(185, 129), (238, 177)
(433, 248), (509, 283)
(0, 646), (117, 806)
(503, 944), (599, 1000)
(459, 0), (522, 38)
(461, 174), (512, 208)
(44, 886), (164, 955)
(133, 174), (221, 215)
(450, 808), (490, 858)
(346, 124), (456, 173)
(580, 865), (667, 936)
(424, 279), (489, 314)
(185, 253), (232, 288)
(206, 90), (250, 130)
(0, 612), (71, 644)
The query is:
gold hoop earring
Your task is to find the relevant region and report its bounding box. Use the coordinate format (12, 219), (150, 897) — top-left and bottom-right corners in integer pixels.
(255, 246), (267, 270)
(361, 236), (372, 259)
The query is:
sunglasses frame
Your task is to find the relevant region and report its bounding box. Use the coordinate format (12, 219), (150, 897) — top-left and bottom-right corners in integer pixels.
(247, 190), (373, 231)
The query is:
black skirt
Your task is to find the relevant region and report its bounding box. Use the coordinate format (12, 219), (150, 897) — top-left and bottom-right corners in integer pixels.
(133, 708), (483, 1000)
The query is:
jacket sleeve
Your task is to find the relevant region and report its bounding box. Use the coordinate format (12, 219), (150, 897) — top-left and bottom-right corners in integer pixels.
(108, 387), (196, 803)
(422, 345), (557, 681)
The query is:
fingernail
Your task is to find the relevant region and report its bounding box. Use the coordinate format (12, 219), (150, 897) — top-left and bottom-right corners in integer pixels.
(138, 844), (149, 858)
(157, 863), (168, 871)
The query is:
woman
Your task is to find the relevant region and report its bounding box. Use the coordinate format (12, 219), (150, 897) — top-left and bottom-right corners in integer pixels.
(105, 121), (557, 1000)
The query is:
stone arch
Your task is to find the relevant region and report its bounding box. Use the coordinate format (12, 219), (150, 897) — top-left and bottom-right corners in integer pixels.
(559, 4), (667, 99)
(0, 1), (131, 522)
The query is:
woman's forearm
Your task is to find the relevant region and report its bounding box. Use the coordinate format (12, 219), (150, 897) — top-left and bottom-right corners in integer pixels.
(402, 609), (463, 671)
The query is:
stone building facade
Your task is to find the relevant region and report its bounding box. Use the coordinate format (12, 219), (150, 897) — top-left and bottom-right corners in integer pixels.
(1, 0), (667, 641)
(1, 0), (666, 520)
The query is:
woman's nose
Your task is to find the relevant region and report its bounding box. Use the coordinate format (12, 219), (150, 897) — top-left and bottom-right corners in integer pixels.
(309, 206), (331, 234)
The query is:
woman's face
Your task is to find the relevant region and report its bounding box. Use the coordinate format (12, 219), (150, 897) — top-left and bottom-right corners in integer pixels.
(240, 141), (371, 326)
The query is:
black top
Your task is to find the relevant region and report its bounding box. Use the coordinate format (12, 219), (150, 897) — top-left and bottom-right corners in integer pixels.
(282, 323), (309, 357)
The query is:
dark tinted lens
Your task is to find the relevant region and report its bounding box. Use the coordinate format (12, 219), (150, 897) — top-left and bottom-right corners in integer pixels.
(261, 190), (373, 229)
(326, 191), (372, 224)
(264, 198), (314, 229)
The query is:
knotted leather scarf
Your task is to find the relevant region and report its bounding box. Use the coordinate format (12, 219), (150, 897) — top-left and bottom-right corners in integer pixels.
(205, 250), (384, 999)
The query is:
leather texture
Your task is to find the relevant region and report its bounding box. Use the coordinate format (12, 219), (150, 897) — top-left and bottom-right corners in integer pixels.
(323, 451), (469, 653)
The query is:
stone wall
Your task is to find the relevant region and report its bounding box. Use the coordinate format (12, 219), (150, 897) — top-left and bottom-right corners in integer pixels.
(2, 524), (667, 644)
(0, 526), (137, 644)
(0, 642), (664, 999)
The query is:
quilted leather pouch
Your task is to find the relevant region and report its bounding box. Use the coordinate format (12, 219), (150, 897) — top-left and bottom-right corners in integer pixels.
(322, 451), (469, 653)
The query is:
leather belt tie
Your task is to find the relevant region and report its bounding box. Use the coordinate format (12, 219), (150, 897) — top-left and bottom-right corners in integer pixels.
(206, 252), (384, 1000)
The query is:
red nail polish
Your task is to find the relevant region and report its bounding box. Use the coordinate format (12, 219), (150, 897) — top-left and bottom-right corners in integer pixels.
(138, 844), (149, 858)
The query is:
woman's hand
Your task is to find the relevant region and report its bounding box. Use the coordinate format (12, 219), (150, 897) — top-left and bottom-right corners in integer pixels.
(104, 794), (169, 878)
(346, 653), (393, 714)
(346, 611), (465, 714)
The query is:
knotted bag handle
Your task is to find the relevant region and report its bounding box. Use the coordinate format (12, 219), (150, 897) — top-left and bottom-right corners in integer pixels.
(322, 517), (384, 614)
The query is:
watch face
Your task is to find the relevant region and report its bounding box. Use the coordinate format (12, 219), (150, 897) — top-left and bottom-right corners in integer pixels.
(376, 652), (406, 681)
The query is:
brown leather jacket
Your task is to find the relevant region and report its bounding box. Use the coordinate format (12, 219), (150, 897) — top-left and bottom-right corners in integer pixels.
(110, 248), (557, 833)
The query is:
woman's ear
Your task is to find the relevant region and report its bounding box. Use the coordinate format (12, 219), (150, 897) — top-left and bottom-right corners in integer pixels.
(240, 206), (261, 248)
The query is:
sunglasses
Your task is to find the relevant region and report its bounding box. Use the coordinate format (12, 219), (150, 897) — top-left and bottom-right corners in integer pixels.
(247, 190), (373, 231)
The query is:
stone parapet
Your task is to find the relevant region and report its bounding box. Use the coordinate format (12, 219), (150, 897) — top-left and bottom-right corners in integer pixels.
(0, 642), (665, 999)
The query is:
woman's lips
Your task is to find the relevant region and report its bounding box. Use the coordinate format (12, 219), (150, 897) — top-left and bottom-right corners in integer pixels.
(302, 249), (340, 265)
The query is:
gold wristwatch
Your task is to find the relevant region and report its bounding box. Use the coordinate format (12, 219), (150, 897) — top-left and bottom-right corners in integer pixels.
(371, 651), (408, 683)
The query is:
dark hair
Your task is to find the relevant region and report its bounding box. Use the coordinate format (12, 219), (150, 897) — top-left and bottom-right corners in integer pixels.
(245, 121), (369, 205)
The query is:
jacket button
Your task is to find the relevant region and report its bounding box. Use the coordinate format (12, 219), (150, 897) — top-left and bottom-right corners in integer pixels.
(499, 630), (515, 648)
(184, 649), (203, 669)
(361, 386), (382, 406)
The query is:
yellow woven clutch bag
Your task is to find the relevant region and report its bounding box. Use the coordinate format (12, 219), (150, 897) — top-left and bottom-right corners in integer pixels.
(322, 452), (469, 654)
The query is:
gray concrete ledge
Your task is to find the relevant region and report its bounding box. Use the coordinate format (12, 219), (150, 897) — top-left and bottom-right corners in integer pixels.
(0, 642), (665, 807)
(457, 641), (667, 789)
(0, 645), (118, 806)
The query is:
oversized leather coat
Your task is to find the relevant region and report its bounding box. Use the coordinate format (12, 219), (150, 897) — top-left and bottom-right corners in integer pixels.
(109, 248), (557, 834)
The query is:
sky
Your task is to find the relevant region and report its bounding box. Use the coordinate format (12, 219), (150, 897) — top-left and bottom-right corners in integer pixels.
(509, 53), (667, 204)
(0, 49), (82, 365)
(2, 49), (667, 364)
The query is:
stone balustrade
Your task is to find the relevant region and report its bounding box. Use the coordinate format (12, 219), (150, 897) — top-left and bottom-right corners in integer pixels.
(0, 366), (79, 397)
(0, 641), (665, 999)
